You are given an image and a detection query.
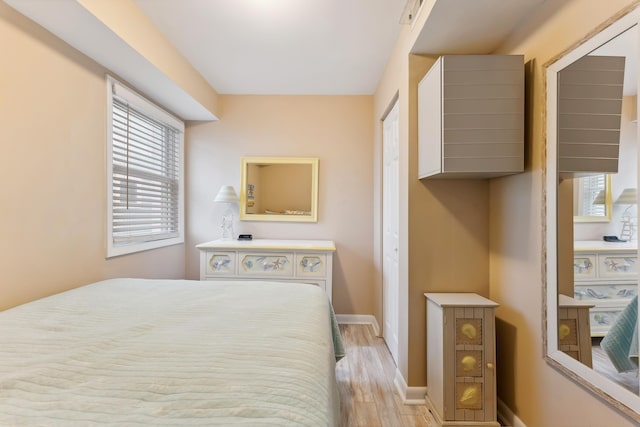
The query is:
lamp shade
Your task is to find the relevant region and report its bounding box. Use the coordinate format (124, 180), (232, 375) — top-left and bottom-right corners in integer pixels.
(615, 188), (637, 205)
(214, 185), (239, 203)
(592, 190), (606, 205)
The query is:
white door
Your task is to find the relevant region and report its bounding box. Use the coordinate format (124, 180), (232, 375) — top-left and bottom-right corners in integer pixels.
(383, 99), (400, 364)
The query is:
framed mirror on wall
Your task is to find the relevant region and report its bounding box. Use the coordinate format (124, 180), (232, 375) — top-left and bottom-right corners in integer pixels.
(239, 157), (319, 223)
(574, 174), (612, 222)
(545, 5), (640, 419)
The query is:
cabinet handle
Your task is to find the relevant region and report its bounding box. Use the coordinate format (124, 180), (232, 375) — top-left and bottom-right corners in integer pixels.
(486, 363), (494, 370)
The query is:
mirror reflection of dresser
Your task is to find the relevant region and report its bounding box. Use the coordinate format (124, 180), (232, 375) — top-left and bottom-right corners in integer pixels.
(573, 240), (638, 337)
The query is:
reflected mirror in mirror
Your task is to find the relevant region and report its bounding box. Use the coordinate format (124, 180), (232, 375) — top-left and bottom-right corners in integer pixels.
(239, 157), (319, 222)
(546, 7), (640, 419)
(573, 174), (612, 222)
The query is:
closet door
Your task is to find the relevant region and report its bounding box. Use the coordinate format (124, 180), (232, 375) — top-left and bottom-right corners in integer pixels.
(383, 99), (400, 364)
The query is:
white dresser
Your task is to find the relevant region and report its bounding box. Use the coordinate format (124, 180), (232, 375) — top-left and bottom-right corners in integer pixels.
(196, 239), (336, 301)
(573, 240), (637, 336)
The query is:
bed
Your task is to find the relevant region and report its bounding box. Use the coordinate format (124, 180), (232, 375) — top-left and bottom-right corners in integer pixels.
(0, 278), (344, 426)
(601, 295), (638, 373)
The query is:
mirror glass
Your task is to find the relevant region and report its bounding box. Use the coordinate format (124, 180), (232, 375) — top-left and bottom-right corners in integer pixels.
(574, 174), (612, 222)
(546, 7), (640, 418)
(239, 157), (319, 222)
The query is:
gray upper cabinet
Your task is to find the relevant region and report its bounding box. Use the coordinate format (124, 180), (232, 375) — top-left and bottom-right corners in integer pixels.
(557, 55), (625, 177)
(418, 55), (525, 179)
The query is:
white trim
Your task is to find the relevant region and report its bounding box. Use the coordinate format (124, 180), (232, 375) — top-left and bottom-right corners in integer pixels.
(110, 78), (184, 132)
(335, 314), (380, 336)
(393, 369), (427, 405)
(498, 398), (527, 427)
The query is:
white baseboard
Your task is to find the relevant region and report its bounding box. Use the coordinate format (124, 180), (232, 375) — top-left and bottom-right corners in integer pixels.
(394, 369), (427, 405)
(498, 398), (527, 427)
(335, 314), (380, 336)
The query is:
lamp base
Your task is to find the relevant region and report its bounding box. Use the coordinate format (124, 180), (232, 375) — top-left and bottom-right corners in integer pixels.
(220, 213), (234, 240)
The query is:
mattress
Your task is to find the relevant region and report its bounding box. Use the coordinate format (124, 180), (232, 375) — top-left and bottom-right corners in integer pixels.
(0, 278), (342, 426)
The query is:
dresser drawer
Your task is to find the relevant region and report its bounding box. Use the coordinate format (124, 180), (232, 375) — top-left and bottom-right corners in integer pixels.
(204, 251), (236, 276)
(574, 282), (637, 302)
(573, 254), (596, 280)
(590, 307), (625, 337)
(295, 253), (327, 277)
(598, 253), (637, 278)
(238, 252), (294, 277)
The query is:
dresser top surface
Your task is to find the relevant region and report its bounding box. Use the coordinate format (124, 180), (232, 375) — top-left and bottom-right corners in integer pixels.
(558, 294), (596, 308)
(574, 240), (637, 252)
(424, 293), (499, 307)
(196, 239), (336, 252)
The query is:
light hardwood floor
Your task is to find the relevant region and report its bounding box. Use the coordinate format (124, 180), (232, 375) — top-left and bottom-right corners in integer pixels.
(336, 324), (436, 427)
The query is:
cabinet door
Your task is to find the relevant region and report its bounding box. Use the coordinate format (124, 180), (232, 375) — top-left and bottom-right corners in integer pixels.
(449, 307), (496, 423)
(418, 59), (442, 178)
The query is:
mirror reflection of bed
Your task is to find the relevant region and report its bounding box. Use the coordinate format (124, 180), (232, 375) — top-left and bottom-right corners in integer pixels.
(558, 23), (639, 395)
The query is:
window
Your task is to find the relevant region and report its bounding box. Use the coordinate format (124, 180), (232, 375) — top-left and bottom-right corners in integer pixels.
(578, 174), (606, 217)
(107, 76), (184, 257)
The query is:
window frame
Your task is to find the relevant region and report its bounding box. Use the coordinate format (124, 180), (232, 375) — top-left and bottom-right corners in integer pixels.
(106, 75), (185, 258)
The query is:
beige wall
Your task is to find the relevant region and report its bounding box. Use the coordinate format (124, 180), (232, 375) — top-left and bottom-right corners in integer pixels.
(185, 95), (374, 315)
(0, 3), (186, 311)
(407, 55), (491, 386)
(372, 14), (491, 387)
(490, 1), (640, 426)
(374, 0), (640, 425)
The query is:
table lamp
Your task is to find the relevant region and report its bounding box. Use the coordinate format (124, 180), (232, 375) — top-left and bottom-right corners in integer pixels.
(214, 185), (239, 240)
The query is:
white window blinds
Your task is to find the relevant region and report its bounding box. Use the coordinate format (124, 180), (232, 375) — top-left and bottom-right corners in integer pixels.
(579, 174), (606, 217)
(107, 77), (184, 257)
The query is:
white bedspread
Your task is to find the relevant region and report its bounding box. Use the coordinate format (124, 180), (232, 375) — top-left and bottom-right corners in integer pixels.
(0, 279), (340, 426)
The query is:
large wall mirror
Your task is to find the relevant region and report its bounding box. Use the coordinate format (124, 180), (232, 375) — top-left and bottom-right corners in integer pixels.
(546, 6), (640, 418)
(239, 157), (319, 222)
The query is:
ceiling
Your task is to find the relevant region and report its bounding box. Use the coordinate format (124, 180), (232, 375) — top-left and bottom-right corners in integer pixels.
(3, 0), (551, 115)
(133, 0), (547, 95)
(133, 0), (407, 95)
(411, 0), (546, 55)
